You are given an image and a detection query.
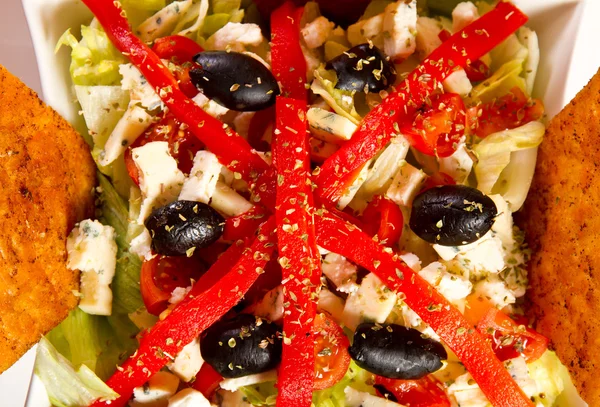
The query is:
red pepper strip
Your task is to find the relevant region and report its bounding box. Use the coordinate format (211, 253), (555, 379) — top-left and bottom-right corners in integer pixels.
(272, 97), (320, 407)
(152, 35), (203, 63)
(271, 1), (308, 100)
(313, 211), (533, 407)
(91, 217), (277, 407)
(361, 196), (404, 247)
(82, 0), (269, 182)
(438, 30), (490, 82)
(191, 363), (223, 399)
(222, 205), (271, 242)
(313, 2), (528, 206)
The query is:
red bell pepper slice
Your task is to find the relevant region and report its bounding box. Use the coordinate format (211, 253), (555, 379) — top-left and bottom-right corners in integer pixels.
(271, 1), (308, 100)
(361, 196), (404, 247)
(91, 217), (277, 407)
(438, 29), (490, 82)
(191, 363), (223, 399)
(82, 0), (269, 182)
(272, 97), (320, 406)
(375, 375), (450, 407)
(313, 210), (534, 407)
(222, 205), (270, 242)
(152, 35), (203, 63)
(314, 2), (528, 206)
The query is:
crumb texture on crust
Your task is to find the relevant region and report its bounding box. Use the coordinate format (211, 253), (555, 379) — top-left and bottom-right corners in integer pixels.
(520, 68), (600, 405)
(0, 65), (96, 373)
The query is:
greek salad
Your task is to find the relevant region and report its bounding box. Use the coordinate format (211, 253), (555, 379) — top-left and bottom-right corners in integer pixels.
(37, 0), (575, 406)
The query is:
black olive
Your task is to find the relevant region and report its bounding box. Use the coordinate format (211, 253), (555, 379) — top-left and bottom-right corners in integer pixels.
(145, 200), (224, 256)
(349, 323), (447, 380)
(326, 43), (396, 93)
(190, 51), (280, 111)
(410, 185), (498, 246)
(200, 314), (282, 378)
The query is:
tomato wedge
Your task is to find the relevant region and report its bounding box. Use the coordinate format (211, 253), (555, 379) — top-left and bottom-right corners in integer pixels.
(375, 375), (450, 407)
(140, 254), (207, 315)
(192, 363), (223, 399)
(402, 93), (466, 158)
(361, 196), (404, 247)
(477, 308), (549, 363)
(313, 313), (351, 390)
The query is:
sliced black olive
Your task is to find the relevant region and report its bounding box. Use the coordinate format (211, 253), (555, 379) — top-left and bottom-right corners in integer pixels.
(190, 51), (280, 111)
(410, 185), (498, 246)
(200, 314), (282, 378)
(145, 200), (224, 256)
(349, 323), (447, 380)
(326, 43), (396, 93)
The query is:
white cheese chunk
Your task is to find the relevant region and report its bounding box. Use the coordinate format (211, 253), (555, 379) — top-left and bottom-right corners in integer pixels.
(100, 104), (153, 166)
(119, 64), (162, 111)
(137, 1), (193, 42)
(438, 144), (474, 185)
(399, 252), (421, 272)
(179, 151), (222, 204)
(317, 289), (346, 324)
(233, 111), (255, 138)
(132, 141), (185, 223)
(220, 370), (277, 392)
(205, 22), (264, 52)
(308, 107), (357, 145)
(301, 16), (335, 49)
(419, 262), (472, 309)
(130, 228), (154, 261)
(210, 181), (254, 217)
(168, 337), (204, 382)
(67, 220), (117, 316)
(342, 273), (397, 330)
(169, 286), (192, 305)
(435, 231), (506, 275)
(443, 69), (473, 96)
(383, 0), (418, 60)
(322, 253), (358, 290)
(348, 14), (384, 48)
(345, 387), (404, 407)
(415, 16), (442, 58)
(192, 93), (230, 119)
(472, 275), (516, 309)
(168, 388), (212, 407)
(452, 1), (480, 33)
(132, 371), (180, 407)
(385, 161), (426, 207)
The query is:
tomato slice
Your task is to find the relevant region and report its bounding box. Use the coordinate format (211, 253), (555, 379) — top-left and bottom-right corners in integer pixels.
(124, 112), (204, 185)
(361, 196), (404, 247)
(476, 308), (549, 363)
(313, 313), (351, 390)
(140, 254), (208, 315)
(192, 363), (223, 399)
(473, 86), (544, 138)
(375, 375), (450, 407)
(402, 93), (466, 158)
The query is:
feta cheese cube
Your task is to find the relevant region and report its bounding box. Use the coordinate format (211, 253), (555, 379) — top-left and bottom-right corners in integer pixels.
(435, 232), (506, 274)
(205, 22), (264, 52)
(307, 107), (357, 145)
(452, 1), (480, 33)
(220, 370), (277, 392)
(399, 252), (421, 271)
(119, 64), (162, 111)
(168, 388), (212, 407)
(301, 16), (335, 49)
(168, 337), (204, 382)
(348, 14), (384, 47)
(415, 16), (442, 58)
(472, 275), (516, 309)
(130, 228), (154, 261)
(67, 220), (118, 316)
(383, 0), (418, 60)
(342, 273), (397, 330)
(443, 69), (473, 96)
(419, 262), (472, 307)
(322, 253), (358, 289)
(179, 151), (222, 204)
(192, 93), (230, 119)
(132, 141), (186, 223)
(137, 0), (193, 42)
(317, 289), (346, 324)
(438, 144), (474, 185)
(132, 371), (180, 407)
(210, 181), (254, 217)
(386, 161), (426, 207)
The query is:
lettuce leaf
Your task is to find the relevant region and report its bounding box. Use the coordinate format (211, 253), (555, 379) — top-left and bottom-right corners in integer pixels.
(35, 338), (119, 407)
(312, 68), (361, 124)
(474, 121), (545, 199)
(122, 0), (166, 11)
(467, 59), (526, 104)
(212, 0), (241, 14)
(56, 26), (125, 86)
(313, 361), (376, 407)
(239, 382), (278, 406)
(517, 27), (540, 96)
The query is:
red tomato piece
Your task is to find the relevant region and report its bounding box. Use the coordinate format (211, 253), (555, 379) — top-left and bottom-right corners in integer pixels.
(361, 196), (404, 247)
(402, 93), (466, 158)
(153, 36), (203, 98)
(421, 172), (456, 192)
(473, 87), (545, 138)
(477, 308), (549, 363)
(140, 254), (207, 315)
(247, 106), (275, 152)
(124, 112), (204, 185)
(375, 375), (450, 407)
(192, 362), (224, 399)
(313, 313), (351, 390)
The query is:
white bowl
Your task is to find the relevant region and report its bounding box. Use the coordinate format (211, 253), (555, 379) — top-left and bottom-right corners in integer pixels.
(17, 0), (598, 405)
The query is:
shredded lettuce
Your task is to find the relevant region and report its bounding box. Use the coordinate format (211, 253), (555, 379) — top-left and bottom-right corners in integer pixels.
(212, 0), (241, 14)
(517, 27), (540, 96)
(239, 382), (278, 406)
(474, 121), (545, 200)
(313, 362), (375, 407)
(467, 59), (527, 104)
(490, 34), (528, 73)
(528, 351), (566, 407)
(56, 26), (125, 86)
(35, 338), (119, 407)
(312, 68), (361, 124)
